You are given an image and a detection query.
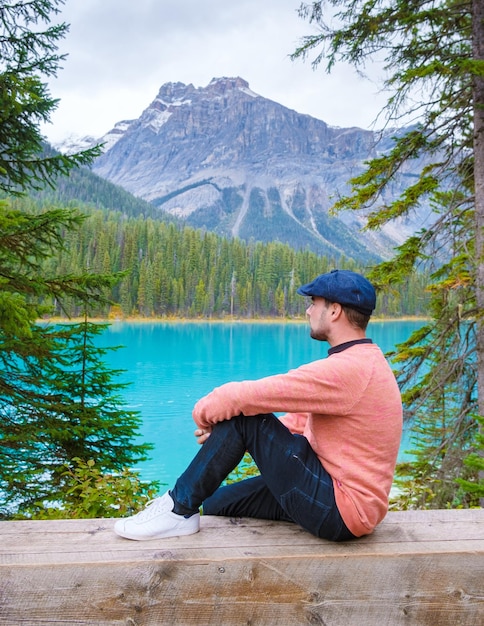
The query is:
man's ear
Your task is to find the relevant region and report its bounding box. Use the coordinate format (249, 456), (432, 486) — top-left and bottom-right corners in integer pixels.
(330, 302), (343, 320)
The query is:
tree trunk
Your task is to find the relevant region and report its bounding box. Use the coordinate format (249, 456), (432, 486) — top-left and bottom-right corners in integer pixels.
(472, 0), (484, 505)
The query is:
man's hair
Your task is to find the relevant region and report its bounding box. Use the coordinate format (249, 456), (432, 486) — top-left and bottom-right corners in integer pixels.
(324, 299), (371, 331)
(342, 305), (371, 331)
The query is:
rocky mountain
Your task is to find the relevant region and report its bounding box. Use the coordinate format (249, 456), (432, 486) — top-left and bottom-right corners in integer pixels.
(86, 77), (428, 263)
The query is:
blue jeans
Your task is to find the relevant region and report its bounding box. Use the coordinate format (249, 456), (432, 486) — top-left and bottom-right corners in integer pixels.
(171, 414), (355, 542)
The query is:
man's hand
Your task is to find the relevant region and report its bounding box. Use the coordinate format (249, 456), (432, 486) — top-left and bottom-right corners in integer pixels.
(192, 381), (240, 428)
(194, 427), (211, 445)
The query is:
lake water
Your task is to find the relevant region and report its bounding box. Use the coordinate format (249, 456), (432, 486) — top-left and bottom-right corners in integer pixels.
(98, 320), (423, 488)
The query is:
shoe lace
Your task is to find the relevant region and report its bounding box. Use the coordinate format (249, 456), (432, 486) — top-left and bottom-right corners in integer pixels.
(134, 497), (171, 522)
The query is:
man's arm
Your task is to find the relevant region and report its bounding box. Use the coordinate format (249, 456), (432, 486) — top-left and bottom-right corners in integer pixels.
(192, 358), (348, 429)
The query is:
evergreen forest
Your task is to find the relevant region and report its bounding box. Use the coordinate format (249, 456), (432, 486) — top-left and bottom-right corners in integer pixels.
(16, 197), (430, 320)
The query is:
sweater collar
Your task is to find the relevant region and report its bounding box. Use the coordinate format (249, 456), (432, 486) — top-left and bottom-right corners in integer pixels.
(328, 338), (373, 356)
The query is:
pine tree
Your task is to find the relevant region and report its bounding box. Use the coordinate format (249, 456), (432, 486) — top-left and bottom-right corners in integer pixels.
(0, 1), (157, 517)
(1, 317), (154, 518)
(293, 0), (484, 505)
(0, 0), (101, 193)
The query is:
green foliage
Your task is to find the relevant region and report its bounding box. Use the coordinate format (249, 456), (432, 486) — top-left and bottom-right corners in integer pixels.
(294, 0), (476, 222)
(25, 201), (429, 320)
(294, 0), (483, 508)
(0, 1), (161, 519)
(0, 201), (159, 520)
(0, 0), (101, 195)
(379, 174), (479, 510)
(14, 458), (159, 520)
(388, 272), (478, 509)
(456, 413), (484, 501)
(0, 315), (157, 519)
(224, 453), (260, 485)
(0, 200), (117, 319)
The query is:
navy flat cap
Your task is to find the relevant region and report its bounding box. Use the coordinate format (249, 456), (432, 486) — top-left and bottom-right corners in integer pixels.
(297, 269), (376, 316)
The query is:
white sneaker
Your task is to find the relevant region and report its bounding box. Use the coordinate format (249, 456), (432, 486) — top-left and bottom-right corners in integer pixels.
(114, 492), (200, 541)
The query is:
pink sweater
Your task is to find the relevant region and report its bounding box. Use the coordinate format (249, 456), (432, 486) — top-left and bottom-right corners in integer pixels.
(192, 342), (403, 537)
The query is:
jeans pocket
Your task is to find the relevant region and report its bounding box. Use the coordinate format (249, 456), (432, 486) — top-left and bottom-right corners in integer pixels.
(280, 487), (331, 535)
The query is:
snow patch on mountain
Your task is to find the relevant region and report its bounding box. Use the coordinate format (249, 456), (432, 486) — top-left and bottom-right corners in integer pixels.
(55, 76), (431, 263)
(51, 133), (98, 154)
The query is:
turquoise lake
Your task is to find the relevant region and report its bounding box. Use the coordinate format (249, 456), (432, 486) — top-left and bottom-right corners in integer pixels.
(98, 320), (424, 488)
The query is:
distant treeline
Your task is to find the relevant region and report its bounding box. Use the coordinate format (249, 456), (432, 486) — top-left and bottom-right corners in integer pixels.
(29, 202), (429, 319)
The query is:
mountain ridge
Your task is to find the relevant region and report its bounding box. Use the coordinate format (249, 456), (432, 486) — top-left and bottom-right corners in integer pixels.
(58, 77), (430, 263)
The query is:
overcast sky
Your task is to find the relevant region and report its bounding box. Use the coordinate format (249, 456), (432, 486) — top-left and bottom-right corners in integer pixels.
(43, 0), (389, 143)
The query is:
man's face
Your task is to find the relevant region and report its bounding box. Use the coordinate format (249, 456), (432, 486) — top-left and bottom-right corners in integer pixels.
(306, 296), (332, 342)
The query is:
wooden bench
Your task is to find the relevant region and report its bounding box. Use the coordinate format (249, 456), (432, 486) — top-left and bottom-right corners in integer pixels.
(1, 509), (483, 625)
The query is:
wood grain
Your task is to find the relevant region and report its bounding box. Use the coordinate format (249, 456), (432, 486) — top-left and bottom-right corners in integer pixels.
(1, 509), (483, 625)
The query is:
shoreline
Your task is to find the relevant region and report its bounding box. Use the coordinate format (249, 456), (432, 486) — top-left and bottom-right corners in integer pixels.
(41, 315), (430, 325)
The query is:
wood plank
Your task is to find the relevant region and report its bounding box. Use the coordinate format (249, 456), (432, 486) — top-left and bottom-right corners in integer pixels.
(1, 509), (483, 625)
(0, 527), (484, 565)
(1, 553), (482, 625)
(1, 507), (482, 536)
(1, 510), (483, 563)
